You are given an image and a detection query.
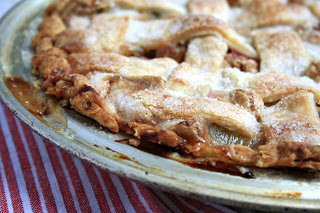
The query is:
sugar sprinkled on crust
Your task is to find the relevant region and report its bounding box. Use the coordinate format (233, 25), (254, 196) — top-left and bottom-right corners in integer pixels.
(31, 0), (320, 169)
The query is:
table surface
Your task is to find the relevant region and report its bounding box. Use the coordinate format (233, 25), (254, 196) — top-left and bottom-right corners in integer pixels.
(0, 1), (273, 213)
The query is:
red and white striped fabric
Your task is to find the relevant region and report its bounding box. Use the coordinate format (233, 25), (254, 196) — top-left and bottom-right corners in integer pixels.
(0, 101), (241, 212)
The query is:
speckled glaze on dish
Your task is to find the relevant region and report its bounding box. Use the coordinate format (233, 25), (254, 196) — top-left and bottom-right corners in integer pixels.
(0, 1), (320, 212)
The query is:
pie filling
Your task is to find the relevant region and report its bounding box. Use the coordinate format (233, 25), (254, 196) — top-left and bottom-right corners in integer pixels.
(32, 0), (320, 169)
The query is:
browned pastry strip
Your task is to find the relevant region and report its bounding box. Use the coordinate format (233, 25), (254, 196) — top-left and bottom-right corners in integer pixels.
(66, 51), (179, 78)
(257, 142), (320, 169)
(248, 72), (320, 102)
(130, 89), (260, 138)
(185, 36), (228, 72)
(53, 30), (88, 53)
(254, 31), (309, 76)
(167, 63), (215, 96)
(125, 15), (256, 57)
(70, 85), (120, 132)
(50, 14), (256, 57)
(188, 0), (230, 22)
(238, 0), (317, 28)
(218, 68), (320, 103)
(167, 36), (228, 96)
(183, 143), (258, 166)
(129, 122), (185, 147)
(45, 0), (114, 20)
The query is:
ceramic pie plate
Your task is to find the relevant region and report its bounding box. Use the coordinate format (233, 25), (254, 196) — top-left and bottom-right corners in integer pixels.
(1, 1), (320, 212)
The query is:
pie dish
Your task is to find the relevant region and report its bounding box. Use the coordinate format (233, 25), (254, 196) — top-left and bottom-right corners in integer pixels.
(31, 0), (320, 170)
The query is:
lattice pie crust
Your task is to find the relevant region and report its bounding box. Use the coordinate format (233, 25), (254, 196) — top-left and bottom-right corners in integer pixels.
(32, 0), (320, 169)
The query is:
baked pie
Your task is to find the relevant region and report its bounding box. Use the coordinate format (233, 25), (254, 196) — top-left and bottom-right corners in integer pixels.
(32, 0), (320, 169)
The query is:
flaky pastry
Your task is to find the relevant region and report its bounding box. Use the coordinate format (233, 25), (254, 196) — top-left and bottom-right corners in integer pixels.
(32, 0), (320, 170)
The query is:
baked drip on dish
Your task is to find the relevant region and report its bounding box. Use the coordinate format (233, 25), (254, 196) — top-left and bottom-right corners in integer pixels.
(32, 0), (320, 169)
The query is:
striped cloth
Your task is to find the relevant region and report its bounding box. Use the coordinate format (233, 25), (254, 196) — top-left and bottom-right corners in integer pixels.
(0, 100), (239, 212)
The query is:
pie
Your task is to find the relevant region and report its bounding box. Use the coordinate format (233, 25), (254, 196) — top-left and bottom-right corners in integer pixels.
(32, 0), (320, 170)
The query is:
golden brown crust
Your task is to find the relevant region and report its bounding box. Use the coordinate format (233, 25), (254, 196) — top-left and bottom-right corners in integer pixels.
(257, 142), (320, 169)
(54, 30), (87, 53)
(31, 0), (320, 170)
(185, 36), (228, 72)
(45, 0), (114, 21)
(66, 51), (178, 77)
(188, 0), (230, 22)
(32, 15), (66, 46)
(248, 72), (320, 102)
(254, 31), (309, 76)
(70, 85), (120, 132)
(261, 91), (320, 145)
(183, 143), (258, 166)
(130, 122), (185, 147)
(238, 0), (317, 28)
(48, 14), (256, 57)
